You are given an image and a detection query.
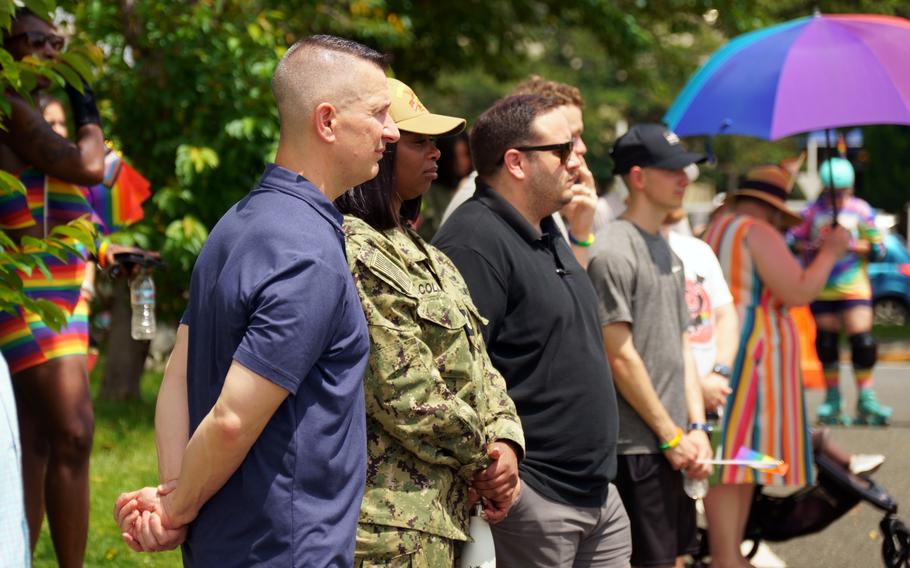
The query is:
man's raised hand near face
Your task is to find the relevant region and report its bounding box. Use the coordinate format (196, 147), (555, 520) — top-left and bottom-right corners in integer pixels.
(561, 154), (598, 236)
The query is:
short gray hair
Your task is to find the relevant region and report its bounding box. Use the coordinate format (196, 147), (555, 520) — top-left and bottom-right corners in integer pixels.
(271, 35), (386, 131)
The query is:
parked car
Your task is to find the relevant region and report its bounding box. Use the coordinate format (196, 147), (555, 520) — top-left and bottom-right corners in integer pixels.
(869, 233), (910, 327)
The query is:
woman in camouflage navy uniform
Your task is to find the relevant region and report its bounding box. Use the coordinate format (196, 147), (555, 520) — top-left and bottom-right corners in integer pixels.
(335, 78), (524, 567)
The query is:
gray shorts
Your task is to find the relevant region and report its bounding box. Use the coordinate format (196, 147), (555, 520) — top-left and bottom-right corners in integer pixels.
(490, 481), (631, 568)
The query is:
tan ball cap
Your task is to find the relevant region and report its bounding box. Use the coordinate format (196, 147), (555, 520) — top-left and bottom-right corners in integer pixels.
(387, 77), (466, 137)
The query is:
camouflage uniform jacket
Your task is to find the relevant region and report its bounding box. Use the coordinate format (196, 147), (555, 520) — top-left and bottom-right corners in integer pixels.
(343, 215), (524, 541)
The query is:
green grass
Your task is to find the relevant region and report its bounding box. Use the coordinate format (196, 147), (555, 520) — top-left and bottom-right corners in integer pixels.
(874, 324), (910, 341)
(33, 368), (181, 567)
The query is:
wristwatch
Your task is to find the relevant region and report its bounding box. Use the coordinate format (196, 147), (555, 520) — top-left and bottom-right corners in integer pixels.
(711, 363), (732, 378)
(688, 422), (714, 434)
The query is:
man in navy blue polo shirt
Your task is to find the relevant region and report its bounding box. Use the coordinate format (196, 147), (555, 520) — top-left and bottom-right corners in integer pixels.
(113, 35), (400, 567)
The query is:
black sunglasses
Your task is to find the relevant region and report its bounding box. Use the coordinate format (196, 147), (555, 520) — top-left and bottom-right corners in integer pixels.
(7, 31), (65, 51)
(501, 139), (575, 165)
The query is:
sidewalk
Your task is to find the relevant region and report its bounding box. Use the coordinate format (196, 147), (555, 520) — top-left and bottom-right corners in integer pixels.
(879, 338), (910, 362)
(802, 337), (910, 389)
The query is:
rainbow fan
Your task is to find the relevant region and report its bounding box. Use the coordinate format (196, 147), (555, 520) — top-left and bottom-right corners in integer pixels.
(698, 447), (789, 476)
(733, 447), (789, 476)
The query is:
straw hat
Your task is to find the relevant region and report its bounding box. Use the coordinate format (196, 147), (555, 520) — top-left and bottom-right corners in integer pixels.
(730, 164), (802, 228)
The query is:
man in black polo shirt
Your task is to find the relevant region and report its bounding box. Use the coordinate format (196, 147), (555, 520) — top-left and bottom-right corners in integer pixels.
(433, 94), (631, 567)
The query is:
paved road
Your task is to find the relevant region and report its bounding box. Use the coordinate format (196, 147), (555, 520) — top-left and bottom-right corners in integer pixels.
(757, 363), (909, 568)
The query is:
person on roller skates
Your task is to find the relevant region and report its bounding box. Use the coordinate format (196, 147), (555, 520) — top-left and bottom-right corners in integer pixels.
(791, 158), (891, 426)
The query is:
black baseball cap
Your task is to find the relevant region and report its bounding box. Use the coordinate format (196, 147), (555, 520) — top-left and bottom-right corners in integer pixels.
(610, 123), (706, 176)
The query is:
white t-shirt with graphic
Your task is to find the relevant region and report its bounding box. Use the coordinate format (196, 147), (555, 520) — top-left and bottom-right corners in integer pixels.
(668, 231), (733, 378)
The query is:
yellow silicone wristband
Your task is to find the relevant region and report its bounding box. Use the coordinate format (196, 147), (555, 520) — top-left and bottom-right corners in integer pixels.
(569, 232), (595, 247)
(659, 427), (684, 451)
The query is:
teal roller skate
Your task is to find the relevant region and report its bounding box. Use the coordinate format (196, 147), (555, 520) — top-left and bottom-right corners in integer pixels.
(816, 389), (851, 426)
(854, 389), (892, 426)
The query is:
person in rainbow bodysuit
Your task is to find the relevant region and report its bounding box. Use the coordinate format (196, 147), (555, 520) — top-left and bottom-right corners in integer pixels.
(790, 158), (890, 426)
(1, 8), (148, 565)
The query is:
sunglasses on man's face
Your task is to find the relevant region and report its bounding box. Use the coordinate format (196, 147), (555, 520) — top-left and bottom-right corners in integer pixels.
(502, 139), (575, 165)
(8, 31), (65, 51)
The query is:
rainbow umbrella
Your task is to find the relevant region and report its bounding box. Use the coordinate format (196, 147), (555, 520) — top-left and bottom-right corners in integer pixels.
(664, 13), (910, 140)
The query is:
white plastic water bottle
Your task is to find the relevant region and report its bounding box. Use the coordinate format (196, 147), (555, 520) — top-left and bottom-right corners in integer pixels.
(459, 503), (496, 568)
(130, 269), (156, 340)
(683, 473), (709, 499)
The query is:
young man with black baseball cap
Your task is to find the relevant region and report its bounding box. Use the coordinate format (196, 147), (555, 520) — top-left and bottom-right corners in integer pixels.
(588, 124), (712, 568)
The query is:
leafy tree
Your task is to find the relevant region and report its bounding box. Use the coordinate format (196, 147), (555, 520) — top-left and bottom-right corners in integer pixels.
(863, 125), (910, 226)
(51, 0), (910, 313)
(58, 1), (418, 398)
(66, 0), (728, 319)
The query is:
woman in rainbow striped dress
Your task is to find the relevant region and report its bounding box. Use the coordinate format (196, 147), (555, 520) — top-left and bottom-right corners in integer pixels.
(701, 164), (849, 568)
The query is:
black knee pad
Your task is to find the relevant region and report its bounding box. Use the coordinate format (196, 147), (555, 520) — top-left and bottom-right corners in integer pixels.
(850, 332), (877, 369)
(816, 330), (840, 365)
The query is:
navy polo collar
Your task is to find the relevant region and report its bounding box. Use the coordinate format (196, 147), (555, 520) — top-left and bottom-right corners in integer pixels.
(257, 164), (344, 230)
(474, 178), (560, 244)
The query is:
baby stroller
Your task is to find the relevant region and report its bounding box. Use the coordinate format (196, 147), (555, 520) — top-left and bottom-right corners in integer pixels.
(691, 429), (910, 568)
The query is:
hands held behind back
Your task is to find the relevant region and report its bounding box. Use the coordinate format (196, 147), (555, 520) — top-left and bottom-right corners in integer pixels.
(113, 481), (186, 552)
(469, 441), (520, 523)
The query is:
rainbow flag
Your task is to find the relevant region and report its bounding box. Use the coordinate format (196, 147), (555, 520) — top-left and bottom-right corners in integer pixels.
(734, 447), (789, 476)
(837, 133), (848, 158)
(83, 151), (150, 235)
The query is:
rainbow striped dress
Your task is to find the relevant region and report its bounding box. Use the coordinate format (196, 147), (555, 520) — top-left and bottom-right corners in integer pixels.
(0, 168), (92, 374)
(703, 213), (813, 487)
